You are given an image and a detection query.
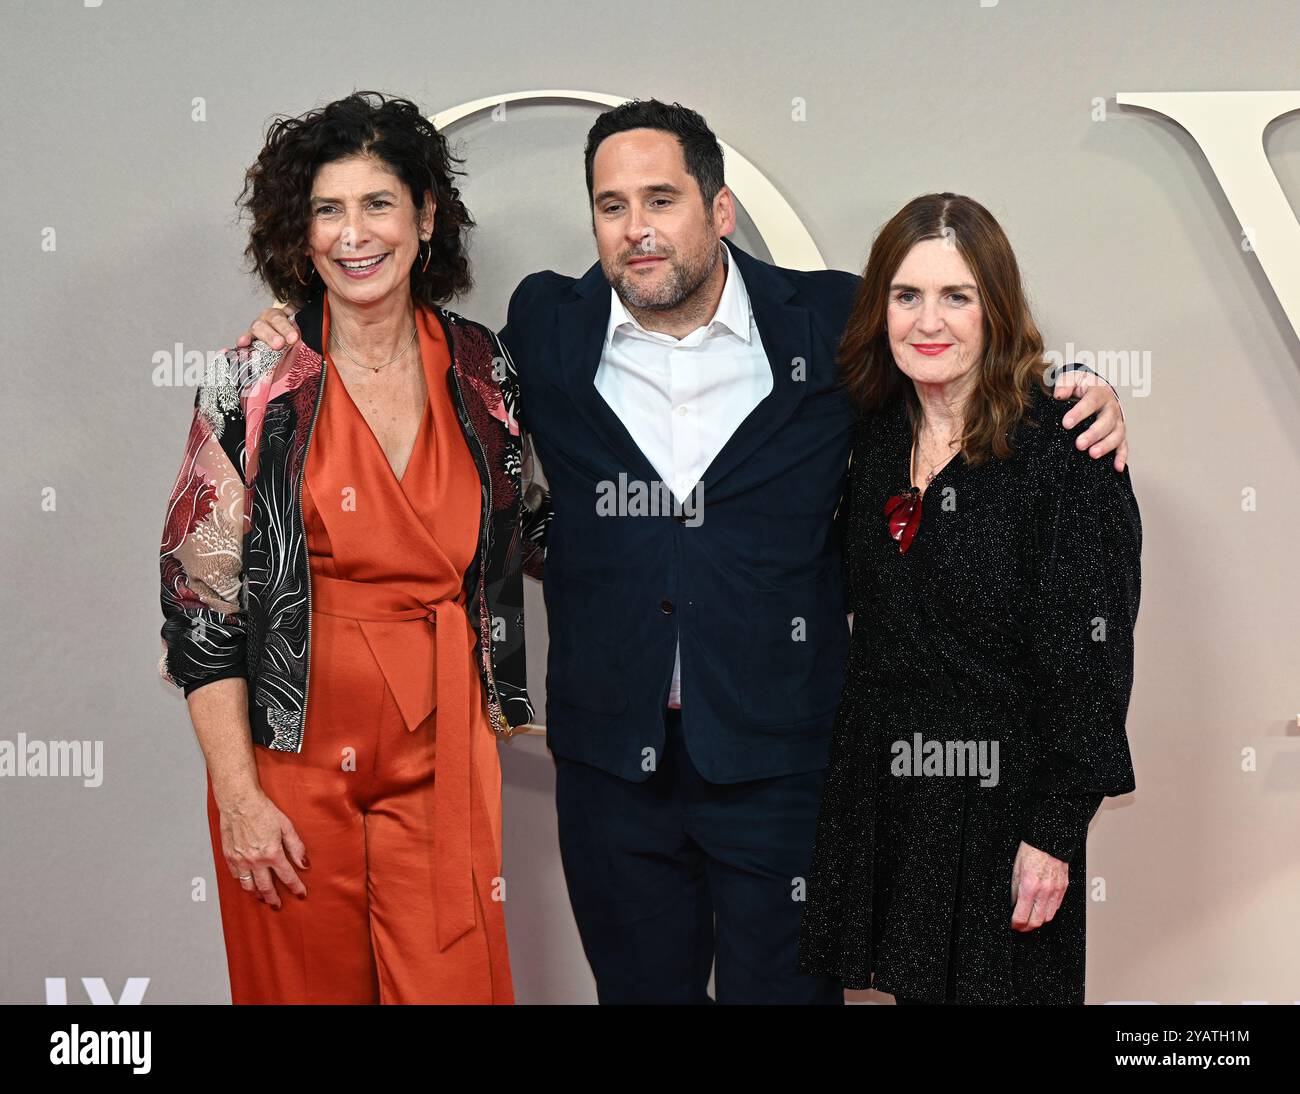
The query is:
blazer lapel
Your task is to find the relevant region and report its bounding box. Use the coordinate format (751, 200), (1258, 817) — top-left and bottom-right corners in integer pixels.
(699, 243), (812, 492)
(558, 260), (662, 482)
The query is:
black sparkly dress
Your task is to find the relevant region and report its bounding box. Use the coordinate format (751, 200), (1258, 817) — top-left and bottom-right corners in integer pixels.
(797, 384), (1140, 1004)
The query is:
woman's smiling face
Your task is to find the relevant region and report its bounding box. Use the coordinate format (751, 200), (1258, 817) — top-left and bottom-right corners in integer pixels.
(887, 237), (985, 389)
(306, 154), (434, 307)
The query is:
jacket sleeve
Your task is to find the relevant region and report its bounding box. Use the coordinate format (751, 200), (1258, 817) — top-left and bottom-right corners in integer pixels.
(837, 414), (869, 615)
(1025, 429), (1141, 862)
(497, 278), (551, 580)
(158, 358), (250, 697)
(519, 431), (551, 582)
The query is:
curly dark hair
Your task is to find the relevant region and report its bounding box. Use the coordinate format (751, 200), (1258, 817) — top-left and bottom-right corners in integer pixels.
(238, 91), (473, 310)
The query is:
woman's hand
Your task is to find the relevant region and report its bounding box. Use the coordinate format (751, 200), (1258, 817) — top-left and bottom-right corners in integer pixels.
(1010, 840), (1068, 931)
(218, 789), (309, 909)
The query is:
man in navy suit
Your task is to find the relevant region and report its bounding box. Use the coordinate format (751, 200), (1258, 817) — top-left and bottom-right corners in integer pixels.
(237, 99), (1128, 1003)
(497, 100), (1127, 1004)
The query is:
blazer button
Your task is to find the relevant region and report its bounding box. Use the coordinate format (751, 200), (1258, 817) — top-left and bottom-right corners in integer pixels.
(660, 599), (675, 615)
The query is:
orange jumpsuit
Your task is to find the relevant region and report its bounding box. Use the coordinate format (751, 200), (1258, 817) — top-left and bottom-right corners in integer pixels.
(205, 298), (513, 1003)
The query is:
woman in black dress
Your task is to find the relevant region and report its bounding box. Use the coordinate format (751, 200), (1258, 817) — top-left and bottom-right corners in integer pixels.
(797, 193), (1140, 1005)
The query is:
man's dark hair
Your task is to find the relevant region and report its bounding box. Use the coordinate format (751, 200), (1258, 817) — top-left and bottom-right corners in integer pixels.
(584, 99), (725, 210)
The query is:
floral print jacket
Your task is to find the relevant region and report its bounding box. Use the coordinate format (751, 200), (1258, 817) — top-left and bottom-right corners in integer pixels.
(158, 290), (548, 750)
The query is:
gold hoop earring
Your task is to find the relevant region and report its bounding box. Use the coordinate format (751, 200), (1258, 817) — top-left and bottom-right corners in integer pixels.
(420, 240), (432, 274)
(295, 262), (312, 286)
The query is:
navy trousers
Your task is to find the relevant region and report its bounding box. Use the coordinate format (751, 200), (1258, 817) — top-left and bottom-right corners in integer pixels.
(553, 708), (843, 1004)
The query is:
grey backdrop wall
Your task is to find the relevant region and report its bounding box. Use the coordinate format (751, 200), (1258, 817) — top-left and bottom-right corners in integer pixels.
(1, 0), (1297, 1004)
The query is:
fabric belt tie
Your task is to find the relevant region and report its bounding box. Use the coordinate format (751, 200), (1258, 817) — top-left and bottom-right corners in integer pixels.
(311, 572), (478, 950)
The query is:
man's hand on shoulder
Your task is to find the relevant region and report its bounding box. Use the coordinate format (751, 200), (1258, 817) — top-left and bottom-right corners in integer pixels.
(1052, 367), (1128, 473)
(235, 304), (300, 352)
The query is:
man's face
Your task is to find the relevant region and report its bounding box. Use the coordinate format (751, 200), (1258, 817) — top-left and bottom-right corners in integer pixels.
(590, 128), (730, 310)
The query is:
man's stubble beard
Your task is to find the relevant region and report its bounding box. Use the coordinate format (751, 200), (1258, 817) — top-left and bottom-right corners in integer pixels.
(606, 234), (722, 314)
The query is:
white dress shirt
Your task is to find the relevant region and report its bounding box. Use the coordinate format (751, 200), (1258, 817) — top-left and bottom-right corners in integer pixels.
(594, 240), (772, 708)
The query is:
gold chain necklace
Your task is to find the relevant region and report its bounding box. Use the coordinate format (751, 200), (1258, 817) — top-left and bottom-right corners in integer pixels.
(910, 430), (961, 491)
(330, 320), (418, 373)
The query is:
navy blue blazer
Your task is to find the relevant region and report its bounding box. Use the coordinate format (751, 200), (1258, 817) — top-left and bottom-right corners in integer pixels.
(500, 242), (860, 783)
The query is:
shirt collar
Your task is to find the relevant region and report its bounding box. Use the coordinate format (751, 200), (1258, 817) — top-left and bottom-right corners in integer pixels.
(605, 239), (753, 347)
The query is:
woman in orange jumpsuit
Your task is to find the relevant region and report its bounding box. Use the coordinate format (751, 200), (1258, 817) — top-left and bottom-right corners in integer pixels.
(203, 295), (512, 1003)
(160, 94), (544, 1005)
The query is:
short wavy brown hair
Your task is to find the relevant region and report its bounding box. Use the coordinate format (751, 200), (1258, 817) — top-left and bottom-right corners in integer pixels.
(839, 193), (1049, 467)
(238, 91), (474, 310)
